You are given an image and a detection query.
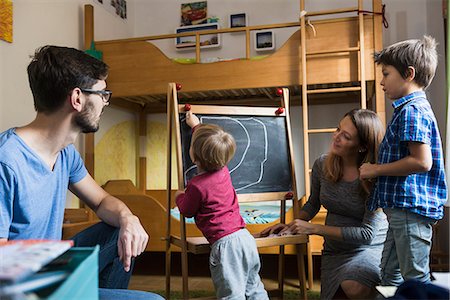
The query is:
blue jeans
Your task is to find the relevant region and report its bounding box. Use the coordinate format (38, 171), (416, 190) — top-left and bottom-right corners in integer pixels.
(72, 222), (133, 289)
(381, 208), (435, 286)
(99, 288), (164, 300)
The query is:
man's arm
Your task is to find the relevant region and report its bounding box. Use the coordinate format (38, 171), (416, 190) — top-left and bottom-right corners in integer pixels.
(69, 173), (148, 272)
(360, 142), (432, 179)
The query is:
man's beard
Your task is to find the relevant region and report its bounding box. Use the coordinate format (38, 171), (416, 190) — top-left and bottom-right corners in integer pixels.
(74, 101), (101, 133)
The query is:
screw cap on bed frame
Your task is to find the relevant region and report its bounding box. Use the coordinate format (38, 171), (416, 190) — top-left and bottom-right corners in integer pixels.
(275, 107), (284, 115)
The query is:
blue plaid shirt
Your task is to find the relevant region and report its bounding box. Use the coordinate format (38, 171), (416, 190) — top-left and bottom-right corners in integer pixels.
(368, 91), (447, 220)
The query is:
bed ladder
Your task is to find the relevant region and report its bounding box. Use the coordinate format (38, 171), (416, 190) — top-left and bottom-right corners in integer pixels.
(299, 0), (377, 290)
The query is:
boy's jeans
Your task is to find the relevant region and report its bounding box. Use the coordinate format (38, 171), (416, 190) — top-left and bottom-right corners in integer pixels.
(381, 208), (435, 286)
(72, 222), (134, 289)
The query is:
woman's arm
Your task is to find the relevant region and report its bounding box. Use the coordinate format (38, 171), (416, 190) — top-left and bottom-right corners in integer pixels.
(258, 158), (323, 237)
(279, 207), (385, 244)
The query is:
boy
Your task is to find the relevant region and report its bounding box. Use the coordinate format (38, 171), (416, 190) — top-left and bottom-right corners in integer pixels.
(175, 111), (269, 299)
(359, 36), (448, 286)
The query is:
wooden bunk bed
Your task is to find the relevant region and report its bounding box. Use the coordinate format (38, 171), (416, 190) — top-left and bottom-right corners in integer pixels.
(65, 1), (385, 261)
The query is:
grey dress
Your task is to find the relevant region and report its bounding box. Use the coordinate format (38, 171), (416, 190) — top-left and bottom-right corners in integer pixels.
(301, 155), (388, 300)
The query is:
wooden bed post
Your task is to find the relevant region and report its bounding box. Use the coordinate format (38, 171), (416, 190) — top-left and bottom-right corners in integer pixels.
(299, 0), (314, 291)
(165, 84), (174, 300)
(373, 0), (386, 125)
(84, 4), (95, 181)
(83, 5), (95, 221)
(165, 83), (190, 299)
(137, 111), (147, 192)
(282, 87), (308, 299)
(358, 0), (367, 108)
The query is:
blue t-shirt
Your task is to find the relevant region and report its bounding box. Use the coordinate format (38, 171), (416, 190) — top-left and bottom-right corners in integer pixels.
(0, 128), (87, 240)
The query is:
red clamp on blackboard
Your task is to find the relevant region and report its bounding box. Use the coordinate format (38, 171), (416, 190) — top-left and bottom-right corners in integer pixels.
(184, 104), (191, 111)
(276, 88), (283, 96)
(176, 83), (182, 90)
(276, 107), (285, 115)
(285, 192), (294, 199)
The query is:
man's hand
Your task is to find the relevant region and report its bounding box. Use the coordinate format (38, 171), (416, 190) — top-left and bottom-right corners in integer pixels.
(117, 214), (149, 272)
(186, 111), (200, 128)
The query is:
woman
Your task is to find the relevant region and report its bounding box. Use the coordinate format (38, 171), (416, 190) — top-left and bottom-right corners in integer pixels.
(260, 109), (388, 299)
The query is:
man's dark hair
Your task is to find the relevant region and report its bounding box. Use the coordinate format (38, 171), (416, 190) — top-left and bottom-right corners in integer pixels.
(27, 45), (109, 113)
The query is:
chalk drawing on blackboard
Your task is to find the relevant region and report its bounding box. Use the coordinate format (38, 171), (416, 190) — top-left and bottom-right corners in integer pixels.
(180, 115), (269, 192)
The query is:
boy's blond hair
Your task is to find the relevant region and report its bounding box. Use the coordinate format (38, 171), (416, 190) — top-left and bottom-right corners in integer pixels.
(191, 124), (236, 172)
(374, 35), (437, 89)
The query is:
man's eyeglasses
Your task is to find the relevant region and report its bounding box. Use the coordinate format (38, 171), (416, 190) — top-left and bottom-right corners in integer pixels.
(80, 88), (112, 104)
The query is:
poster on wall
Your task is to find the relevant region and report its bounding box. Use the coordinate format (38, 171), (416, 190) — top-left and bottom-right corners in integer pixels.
(110, 0), (127, 19)
(0, 0), (13, 43)
(94, 0), (126, 19)
(181, 1), (207, 26)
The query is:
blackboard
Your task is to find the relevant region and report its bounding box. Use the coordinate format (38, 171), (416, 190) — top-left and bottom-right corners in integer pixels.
(179, 114), (293, 194)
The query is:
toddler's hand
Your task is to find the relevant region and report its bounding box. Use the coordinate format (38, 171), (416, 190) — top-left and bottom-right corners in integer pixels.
(186, 111), (200, 128)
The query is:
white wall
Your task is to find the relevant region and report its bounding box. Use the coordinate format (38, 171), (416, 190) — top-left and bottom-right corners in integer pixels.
(0, 0), (135, 131)
(382, 0), (447, 140)
(0, 0), (136, 206)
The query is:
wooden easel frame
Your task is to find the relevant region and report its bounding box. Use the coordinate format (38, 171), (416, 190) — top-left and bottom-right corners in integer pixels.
(165, 83), (308, 299)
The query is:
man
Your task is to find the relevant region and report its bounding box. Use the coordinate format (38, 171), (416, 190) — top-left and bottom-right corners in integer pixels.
(0, 45), (152, 294)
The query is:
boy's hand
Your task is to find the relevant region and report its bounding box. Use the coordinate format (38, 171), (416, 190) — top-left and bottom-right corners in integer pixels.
(186, 111), (200, 128)
(359, 163), (378, 179)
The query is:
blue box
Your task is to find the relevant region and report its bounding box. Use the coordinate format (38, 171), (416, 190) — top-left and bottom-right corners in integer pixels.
(37, 246), (99, 300)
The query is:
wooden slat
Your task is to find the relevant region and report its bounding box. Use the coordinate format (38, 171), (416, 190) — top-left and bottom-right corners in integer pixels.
(178, 104), (284, 116)
(307, 86), (361, 94)
(95, 22), (302, 45)
(307, 46), (359, 56)
(255, 234), (308, 248)
(307, 7), (358, 17)
(238, 192), (293, 203)
(170, 234), (309, 254)
(308, 128), (336, 133)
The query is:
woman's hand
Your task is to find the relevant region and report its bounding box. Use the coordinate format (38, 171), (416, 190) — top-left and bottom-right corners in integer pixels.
(257, 223), (288, 237)
(186, 111), (200, 128)
(279, 219), (317, 235)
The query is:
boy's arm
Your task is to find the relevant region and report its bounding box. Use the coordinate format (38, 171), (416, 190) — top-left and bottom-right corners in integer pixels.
(360, 141), (432, 178)
(186, 111), (200, 128)
(175, 184), (201, 217)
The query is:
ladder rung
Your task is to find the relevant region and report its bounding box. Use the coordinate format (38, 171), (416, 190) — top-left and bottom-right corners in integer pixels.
(307, 128), (336, 134)
(307, 46), (360, 56)
(307, 86), (361, 94)
(307, 7), (359, 17)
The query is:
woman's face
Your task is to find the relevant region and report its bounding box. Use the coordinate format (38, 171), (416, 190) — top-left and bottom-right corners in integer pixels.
(330, 116), (360, 158)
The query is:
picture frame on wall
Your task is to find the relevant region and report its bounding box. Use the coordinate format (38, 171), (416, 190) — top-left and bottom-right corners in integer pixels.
(229, 13), (247, 28)
(255, 30), (275, 51)
(175, 23), (220, 50)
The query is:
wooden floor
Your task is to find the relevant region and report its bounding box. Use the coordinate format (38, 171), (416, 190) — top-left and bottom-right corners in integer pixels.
(129, 252), (321, 296)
